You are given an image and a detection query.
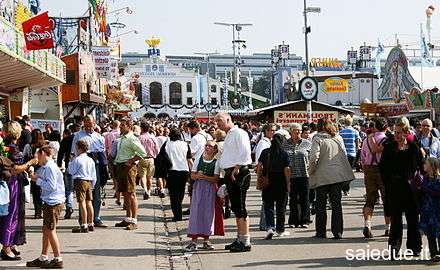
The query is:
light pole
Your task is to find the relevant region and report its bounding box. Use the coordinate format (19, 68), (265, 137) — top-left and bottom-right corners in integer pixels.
(194, 51), (220, 120)
(303, 0), (321, 123)
(214, 22), (252, 95)
(113, 30), (138, 38)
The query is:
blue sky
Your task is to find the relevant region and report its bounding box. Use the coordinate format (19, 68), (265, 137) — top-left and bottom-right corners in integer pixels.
(43, 0), (439, 58)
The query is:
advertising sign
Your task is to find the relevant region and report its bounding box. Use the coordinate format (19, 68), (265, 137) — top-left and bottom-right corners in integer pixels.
(22, 12), (54, 50)
(279, 44), (289, 60)
(360, 46), (371, 61)
(323, 77), (349, 93)
(274, 110), (339, 126)
(347, 50), (357, 65)
(31, 119), (61, 131)
(299, 76), (318, 100)
(91, 46), (111, 79)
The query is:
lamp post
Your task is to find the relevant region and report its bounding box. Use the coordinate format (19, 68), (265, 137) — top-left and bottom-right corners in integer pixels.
(303, 0), (321, 123)
(194, 51), (220, 120)
(113, 30), (138, 38)
(214, 22), (252, 95)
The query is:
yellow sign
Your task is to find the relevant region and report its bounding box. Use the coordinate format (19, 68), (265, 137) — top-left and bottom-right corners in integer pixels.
(323, 77), (349, 93)
(15, 1), (31, 31)
(310, 58), (343, 68)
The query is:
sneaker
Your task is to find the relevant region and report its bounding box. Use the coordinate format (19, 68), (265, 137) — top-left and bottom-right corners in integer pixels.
(278, 231), (291, 237)
(333, 233), (343, 240)
(343, 191), (350, 196)
(115, 220), (131, 227)
(41, 258), (63, 269)
(88, 225), (95, 232)
(363, 226), (373, 238)
(201, 242), (215, 250)
(230, 242), (251, 253)
(184, 242), (197, 252)
(115, 200), (121, 206)
(158, 192), (166, 199)
(265, 229), (275, 240)
(94, 221), (108, 228)
(384, 229), (390, 237)
(225, 239), (240, 250)
(72, 227), (88, 233)
(125, 223), (138, 230)
(432, 255), (440, 263)
(143, 192), (150, 200)
(299, 224), (309, 229)
(26, 258), (47, 267)
(183, 209), (190, 215)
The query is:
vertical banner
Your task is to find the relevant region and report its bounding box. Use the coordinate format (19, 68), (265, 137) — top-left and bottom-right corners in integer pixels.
(91, 46), (111, 79)
(142, 84), (150, 105)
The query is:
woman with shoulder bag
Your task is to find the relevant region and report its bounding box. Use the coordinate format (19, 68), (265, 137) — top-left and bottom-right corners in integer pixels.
(309, 118), (355, 239)
(256, 133), (291, 240)
(165, 128), (192, 222)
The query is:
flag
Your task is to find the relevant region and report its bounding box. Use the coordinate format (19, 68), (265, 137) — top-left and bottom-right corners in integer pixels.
(89, 0), (97, 12)
(22, 12), (54, 50)
(420, 24), (434, 66)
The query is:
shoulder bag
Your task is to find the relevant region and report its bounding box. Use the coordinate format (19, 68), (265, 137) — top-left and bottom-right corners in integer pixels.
(257, 152), (270, 191)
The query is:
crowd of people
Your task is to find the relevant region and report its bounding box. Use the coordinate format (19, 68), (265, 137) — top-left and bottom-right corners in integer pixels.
(1, 112), (440, 268)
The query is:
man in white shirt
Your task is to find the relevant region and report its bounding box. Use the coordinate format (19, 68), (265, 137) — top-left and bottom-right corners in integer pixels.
(215, 113), (252, 253)
(188, 120), (213, 159)
(254, 124), (276, 163)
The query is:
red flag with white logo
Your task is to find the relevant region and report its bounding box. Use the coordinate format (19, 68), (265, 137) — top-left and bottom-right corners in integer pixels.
(22, 11), (54, 51)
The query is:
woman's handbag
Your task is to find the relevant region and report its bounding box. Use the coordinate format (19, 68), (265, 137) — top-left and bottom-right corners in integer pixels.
(256, 152), (270, 191)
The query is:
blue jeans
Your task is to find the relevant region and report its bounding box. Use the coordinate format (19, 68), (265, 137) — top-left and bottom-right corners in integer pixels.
(78, 164), (102, 225)
(64, 173), (74, 209)
(263, 191), (288, 233)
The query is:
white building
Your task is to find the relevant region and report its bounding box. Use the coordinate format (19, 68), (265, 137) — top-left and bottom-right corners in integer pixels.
(125, 57), (224, 118)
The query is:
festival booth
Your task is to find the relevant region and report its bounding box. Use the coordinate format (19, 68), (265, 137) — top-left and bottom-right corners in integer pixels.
(247, 100), (354, 127)
(360, 47), (437, 122)
(0, 3), (66, 122)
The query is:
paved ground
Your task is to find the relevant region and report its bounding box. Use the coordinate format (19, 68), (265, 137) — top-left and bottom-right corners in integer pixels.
(1, 173), (437, 270)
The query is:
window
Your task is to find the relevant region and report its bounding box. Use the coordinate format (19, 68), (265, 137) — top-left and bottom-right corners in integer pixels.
(211, 97), (218, 105)
(210, 85), (217, 93)
(169, 82), (182, 105)
(149, 82), (163, 105)
(66, 70), (76, 85)
(186, 82), (192, 92)
(187, 97), (193, 105)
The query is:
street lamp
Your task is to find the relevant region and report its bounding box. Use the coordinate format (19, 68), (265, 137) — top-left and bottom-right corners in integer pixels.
(303, 0), (321, 123)
(214, 22), (252, 94)
(113, 30), (138, 38)
(108, 7), (133, 15)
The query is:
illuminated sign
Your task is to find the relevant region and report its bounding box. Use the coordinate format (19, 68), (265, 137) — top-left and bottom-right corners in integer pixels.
(310, 58), (343, 68)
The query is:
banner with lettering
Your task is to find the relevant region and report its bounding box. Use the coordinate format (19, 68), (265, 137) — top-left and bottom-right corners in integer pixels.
(22, 11), (54, 50)
(91, 46), (111, 79)
(274, 110), (339, 127)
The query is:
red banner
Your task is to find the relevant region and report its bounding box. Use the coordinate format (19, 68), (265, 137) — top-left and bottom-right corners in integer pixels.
(22, 11), (54, 51)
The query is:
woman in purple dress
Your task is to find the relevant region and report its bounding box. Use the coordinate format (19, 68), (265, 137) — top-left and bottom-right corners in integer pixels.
(185, 141), (224, 252)
(0, 121), (38, 261)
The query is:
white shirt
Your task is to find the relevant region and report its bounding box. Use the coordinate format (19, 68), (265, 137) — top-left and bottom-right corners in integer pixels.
(156, 136), (168, 149)
(190, 131), (213, 159)
(68, 153), (97, 187)
(165, 141), (191, 171)
(219, 126), (252, 169)
(254, 136), (271, 163)
(181, 131), (192, 143)
(192, 156), (220, 175)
